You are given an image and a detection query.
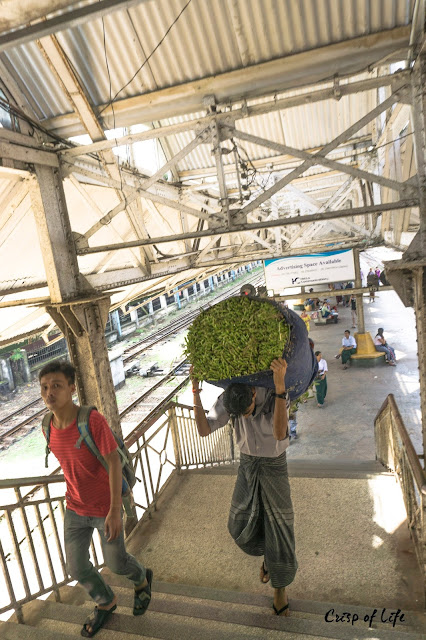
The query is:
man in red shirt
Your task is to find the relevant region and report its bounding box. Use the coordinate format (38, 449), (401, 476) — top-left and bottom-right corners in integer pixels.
(39, 361), (152, 638)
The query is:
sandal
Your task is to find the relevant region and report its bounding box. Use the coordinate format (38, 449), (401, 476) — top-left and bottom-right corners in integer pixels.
(273, 603), (289, 616)
(133, 568), (153, 616)
(260, 561), (270, 584)
(81, 604), (117, 637)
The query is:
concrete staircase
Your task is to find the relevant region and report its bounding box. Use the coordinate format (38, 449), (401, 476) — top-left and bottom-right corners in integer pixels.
(1, 571), (424, 640)
(1, 462), (424, 640)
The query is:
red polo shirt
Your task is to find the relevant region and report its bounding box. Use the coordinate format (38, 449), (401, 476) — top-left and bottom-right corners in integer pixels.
(49, 410), (118, 517)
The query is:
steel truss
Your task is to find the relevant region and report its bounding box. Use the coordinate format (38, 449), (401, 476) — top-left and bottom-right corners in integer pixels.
(0, 48), (422, 292)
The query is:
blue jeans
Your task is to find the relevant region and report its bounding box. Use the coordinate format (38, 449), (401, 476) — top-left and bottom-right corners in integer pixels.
(64, 508), (145, 606)
(375, 345), (396, 362)
(289, 418), (297, 436)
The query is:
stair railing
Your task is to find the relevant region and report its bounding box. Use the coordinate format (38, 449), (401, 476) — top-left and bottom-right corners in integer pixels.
(374, 393), (426, 577)
(0, 400), (234, 622)
(170, 402), (237, 469)
(0, 474), (69, 623)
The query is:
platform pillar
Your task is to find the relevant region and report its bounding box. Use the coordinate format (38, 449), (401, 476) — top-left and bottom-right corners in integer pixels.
(31, 165), (122, 438)
(354, 249), (365, 333)
(111, 309), (123, 340)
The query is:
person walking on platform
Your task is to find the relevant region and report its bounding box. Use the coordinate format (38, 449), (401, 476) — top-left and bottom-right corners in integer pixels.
(314, 351), (328, 407)
(300, 309), (310, 332)
(39, 361), (152, 638)
(343, 281), (353, 307)
(367, 269), (379, 302)
(335, 330), (357, 369)
(192, 358), (297, 617)
(350, 295), (357, 328)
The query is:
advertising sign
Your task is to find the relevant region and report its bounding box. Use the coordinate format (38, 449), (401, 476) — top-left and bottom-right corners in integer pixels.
(264, 249), (355, 291)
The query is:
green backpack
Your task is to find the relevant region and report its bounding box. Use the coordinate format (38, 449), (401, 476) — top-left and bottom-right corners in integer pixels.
(42, 405), (137, 515)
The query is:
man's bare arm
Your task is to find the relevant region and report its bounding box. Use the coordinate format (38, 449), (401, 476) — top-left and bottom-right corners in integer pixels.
(191, 370), (211, 437)
(270, 358), (289, 441)
(104, 449), (122, 541)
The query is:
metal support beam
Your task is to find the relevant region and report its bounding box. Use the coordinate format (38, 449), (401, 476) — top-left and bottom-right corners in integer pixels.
(413, 266), (426, 458)
(30, 168), (83, 303)
(354, 249), (365, 333)
(59, 71), (411, 158)
(231, 93), (415, 216)
(36, 32), (150, 263)
(63, 161), (214, 227)
(41, 28), (411, 137)
(0, 141), (59, 168)
(0, 0), (153, 52)
(233, 95), (404, 217)
(81, 127), (211, 242)
(274, 284), (392, 302)
(76, 199), (418, 255)
(30, 164), (123, 438)
(211, 120), (232, 227)
(410, 51), (426, 258)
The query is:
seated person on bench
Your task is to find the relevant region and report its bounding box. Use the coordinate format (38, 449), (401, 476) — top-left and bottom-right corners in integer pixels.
(335, 330), (357, 369)
(374, 328), (396, 366)
(320, 301), (332, 318)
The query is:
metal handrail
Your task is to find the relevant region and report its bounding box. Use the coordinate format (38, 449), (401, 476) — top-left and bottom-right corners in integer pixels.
(0, 475), (65, 489)
(374, 393), (426, 580)
(374, 394), (426, 492)
(0, 399), (235, 622)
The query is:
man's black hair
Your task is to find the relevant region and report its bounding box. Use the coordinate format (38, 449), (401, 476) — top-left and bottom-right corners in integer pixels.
(39, 360), (76, 385)
(314, 350), (321, 357)
(344, 329), (350, 334)
(223, 383), (253, 417)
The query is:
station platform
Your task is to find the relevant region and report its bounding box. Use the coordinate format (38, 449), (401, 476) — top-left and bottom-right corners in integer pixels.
(293, 288), (422, 460)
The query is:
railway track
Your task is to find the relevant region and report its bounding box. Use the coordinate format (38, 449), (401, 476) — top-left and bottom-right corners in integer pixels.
(0, 397), (43, 426)
(0, 360), (190, 444)
(0, 274), (263, 444)
(123, 275), (263, 364)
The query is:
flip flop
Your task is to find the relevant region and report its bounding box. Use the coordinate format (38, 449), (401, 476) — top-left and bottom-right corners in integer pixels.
(273, 603), (289, 616)
(260, 561), (270, 584)
(133, 568), (153, 616)
(81, 604), (117, 637)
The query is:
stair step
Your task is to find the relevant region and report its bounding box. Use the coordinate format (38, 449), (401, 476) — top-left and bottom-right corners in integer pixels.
(39, 583), (424, 640)
(28, 600), (329, 640)
(0, 621), (78, 640)
(151, 581), (423, 632)
(287, 459), (389, 479)
(187, 459), (392, 479)
(102, 574), (422, 634)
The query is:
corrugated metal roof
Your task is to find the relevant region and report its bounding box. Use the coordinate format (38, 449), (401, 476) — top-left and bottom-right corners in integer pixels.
(0, 0), (415, 123)
(0, 0), (420, 344)
(160, 97), (375, 175)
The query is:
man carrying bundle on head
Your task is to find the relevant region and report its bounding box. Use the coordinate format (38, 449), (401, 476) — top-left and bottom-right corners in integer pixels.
(191, 357), (297, 617)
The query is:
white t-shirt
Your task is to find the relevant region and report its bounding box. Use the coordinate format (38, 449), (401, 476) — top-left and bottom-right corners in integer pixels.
(374, 335), (383, 346)
(342, 336), (357, 348)
(318, 358), (328, 374)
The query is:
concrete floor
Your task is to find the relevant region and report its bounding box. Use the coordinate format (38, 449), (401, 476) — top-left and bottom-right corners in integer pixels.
(128, 469), (424, 611)
(178, 288), (422, 459)
(125, 289), (424, 613)
(288, 289), (422, 459)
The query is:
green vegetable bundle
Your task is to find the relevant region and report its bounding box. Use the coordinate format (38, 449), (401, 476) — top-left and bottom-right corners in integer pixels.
(184, 296), (290, 381)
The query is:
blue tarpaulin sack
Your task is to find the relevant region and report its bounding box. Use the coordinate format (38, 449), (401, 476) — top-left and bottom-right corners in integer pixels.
(207, 296), (318, 401)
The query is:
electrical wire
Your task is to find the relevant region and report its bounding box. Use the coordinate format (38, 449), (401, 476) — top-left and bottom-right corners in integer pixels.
(99, 0), (193, 116)
(101, 14), (125, 203)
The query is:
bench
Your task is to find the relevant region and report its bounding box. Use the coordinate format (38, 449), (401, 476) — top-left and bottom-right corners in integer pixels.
(313, 313), (338, 325)
(350, 333), (386, 367)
